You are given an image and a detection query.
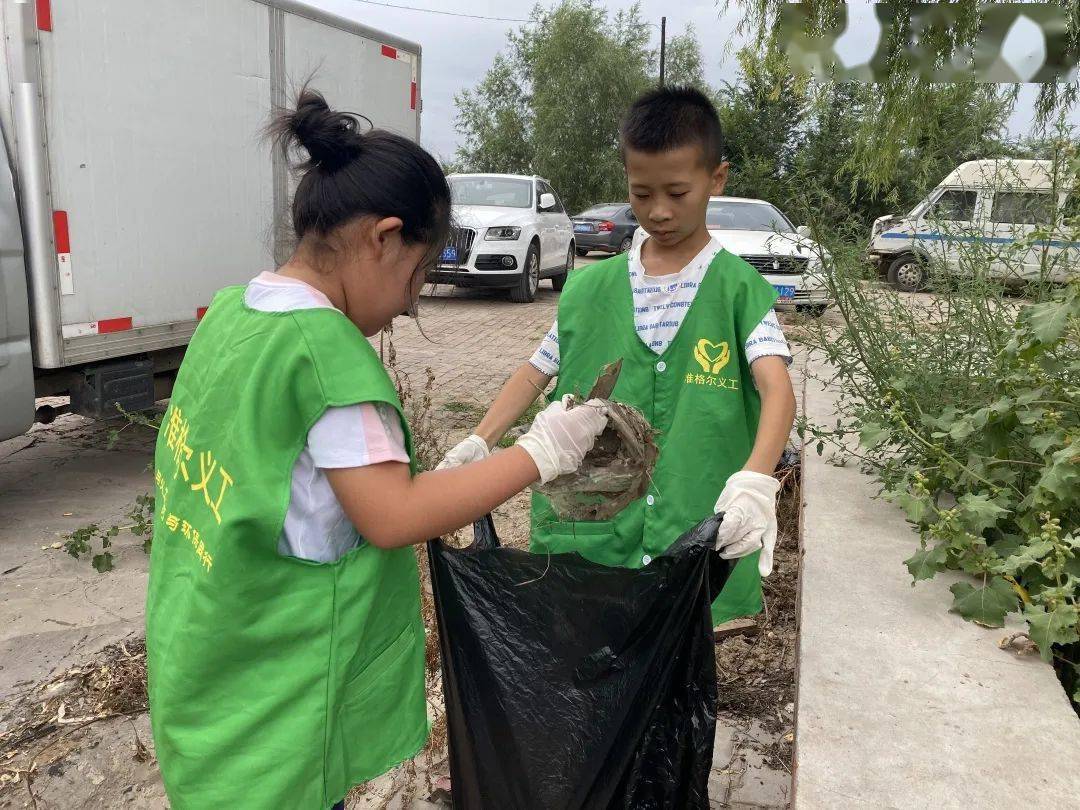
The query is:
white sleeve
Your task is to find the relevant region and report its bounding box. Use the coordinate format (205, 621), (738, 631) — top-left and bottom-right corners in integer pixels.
(744, 310), (792, 366)
(528, 319), (561, 377)
(306, 403), (410, 469)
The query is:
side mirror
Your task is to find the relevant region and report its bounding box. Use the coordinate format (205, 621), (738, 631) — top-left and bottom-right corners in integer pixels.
(796, 225), (812, 238)
(539, 193), (556, 211)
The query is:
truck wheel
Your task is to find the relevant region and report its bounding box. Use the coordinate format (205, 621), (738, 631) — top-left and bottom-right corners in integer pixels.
(552, 243), (573, 291)
(509, 243), (541, 303)
(887, 255), (927, 292)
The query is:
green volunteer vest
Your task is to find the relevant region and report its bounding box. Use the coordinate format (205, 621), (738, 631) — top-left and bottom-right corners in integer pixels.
(531, 250), (778, 625)
(146, 287), (427, 810)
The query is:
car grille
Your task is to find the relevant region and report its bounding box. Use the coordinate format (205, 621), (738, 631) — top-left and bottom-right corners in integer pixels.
(739, 254), (809, 276)
(442, 227), (476, 265)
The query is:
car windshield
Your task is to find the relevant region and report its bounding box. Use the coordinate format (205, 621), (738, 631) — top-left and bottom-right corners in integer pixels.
(450, 177), (532, 208)
(579, 205), (623, 218)
(706, 200), (794, 232)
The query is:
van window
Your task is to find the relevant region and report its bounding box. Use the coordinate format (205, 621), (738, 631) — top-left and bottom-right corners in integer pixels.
(991, 191), (1054, 225)
(927, 190), (978, 222)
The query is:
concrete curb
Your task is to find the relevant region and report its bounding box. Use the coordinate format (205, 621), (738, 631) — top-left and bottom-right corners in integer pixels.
(792, 362), (1080, 809)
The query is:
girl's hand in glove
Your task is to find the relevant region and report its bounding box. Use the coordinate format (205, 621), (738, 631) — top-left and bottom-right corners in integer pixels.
(516, 397), (608, 484)
(713, 470), (781, 577)
(436, 435), (490, 470)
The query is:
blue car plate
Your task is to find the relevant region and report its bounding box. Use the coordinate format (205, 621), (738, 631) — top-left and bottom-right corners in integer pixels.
(441, 245), (458, 263)
(574, 223), (592, 233)
(773, 284), (796, 301)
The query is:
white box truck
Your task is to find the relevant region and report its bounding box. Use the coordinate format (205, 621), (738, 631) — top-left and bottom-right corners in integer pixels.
(0, 0), (421, 440)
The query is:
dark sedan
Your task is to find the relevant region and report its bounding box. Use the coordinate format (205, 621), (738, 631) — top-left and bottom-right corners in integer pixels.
(571, 203), (638, 256)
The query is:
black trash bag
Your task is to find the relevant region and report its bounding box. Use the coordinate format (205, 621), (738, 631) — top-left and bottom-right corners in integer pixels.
(427, 515), (734, 810)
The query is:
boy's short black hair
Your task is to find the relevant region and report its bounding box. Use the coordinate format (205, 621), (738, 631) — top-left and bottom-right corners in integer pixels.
(619, 86), (726, 168)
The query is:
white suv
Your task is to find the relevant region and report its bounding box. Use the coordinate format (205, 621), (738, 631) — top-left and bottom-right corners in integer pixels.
(429, 174), (575, 303)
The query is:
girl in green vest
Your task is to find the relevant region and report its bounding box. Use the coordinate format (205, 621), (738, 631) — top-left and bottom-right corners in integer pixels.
(440, 86), (798, 630)
(145, 89), (607, 810)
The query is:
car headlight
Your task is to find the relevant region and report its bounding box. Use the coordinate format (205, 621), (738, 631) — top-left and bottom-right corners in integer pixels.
(485, 226), (521, 241)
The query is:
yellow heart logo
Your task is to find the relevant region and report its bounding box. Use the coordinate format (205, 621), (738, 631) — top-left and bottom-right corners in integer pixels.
(693, 339), (730, 374)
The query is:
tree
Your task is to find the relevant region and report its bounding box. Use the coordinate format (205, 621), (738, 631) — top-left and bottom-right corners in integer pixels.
(726, 0), (1077, 192)
(789, 82), (1015, 230)
(717, 48), (807, 203)
(455, 1), (701, 213)
(663, 24), (707, 91)
(454, 53), (534, 176)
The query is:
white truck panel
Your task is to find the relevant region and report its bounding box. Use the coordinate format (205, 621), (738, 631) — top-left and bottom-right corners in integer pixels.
(42, 0), (275, 359)
(283, 13), (419, 142)
(4, 0), (420, 369)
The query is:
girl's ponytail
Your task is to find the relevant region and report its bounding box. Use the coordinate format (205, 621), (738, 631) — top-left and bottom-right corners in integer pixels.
(268, 86), (450, 257)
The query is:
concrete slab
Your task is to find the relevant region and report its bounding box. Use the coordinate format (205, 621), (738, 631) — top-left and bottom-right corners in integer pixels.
(0, 414), (156, 700)
(794, 364), (1080, 808)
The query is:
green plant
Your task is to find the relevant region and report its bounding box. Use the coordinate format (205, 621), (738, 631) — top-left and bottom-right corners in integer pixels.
(64, 522), (120, 573)
(129, 493), (156, 554)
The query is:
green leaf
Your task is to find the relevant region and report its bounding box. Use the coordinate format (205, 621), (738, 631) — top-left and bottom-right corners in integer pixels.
(91, 552), (115, 574)
(1024, 296), (1073, 344)
(858, 421), (890, 450)
(988, 397), (1014, 416)
(948, 578), (1017, 627)
(1016, 407), (1045, 426)
(1014, 387), (1047, 408)
(1023, 604), (1080, 662)
(890, 490), (937, 525)
(1037, 446), (1080, 500)
(948, 419), (976, 442)
(904, 544), (947, 582)
(990, 533), (1026, 560)
(998, 539), (1054, 574)
(956, 493), (1008, 533)
(1030, 430), (1065, 457)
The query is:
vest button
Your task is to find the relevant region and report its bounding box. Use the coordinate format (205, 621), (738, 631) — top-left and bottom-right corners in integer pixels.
(642, 554), (652, 566)
(656, 360), (667, 373)
(646, 494), (655, 506)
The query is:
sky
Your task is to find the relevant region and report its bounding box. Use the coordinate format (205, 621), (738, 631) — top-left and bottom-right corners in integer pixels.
(305, 0), (1078, 163)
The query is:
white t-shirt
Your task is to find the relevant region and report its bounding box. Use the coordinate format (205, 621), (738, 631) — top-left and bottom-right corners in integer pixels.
(530, 238), (791, 376)
(244, 272), (409, 563)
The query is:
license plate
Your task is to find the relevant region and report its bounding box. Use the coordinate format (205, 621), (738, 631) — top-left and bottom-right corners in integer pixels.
(441, 246), (458, 263)
(773, 284), (796, 301)
(574, 224), (592, 233)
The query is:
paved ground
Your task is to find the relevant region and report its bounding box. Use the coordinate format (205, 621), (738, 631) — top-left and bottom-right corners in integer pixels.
(391, 282), (561, 405)
(795, 358), (1080, 809)
(0, 260), (797, 808)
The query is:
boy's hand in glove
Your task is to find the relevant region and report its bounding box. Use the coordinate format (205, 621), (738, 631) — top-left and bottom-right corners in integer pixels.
(713, 470), (781, 577)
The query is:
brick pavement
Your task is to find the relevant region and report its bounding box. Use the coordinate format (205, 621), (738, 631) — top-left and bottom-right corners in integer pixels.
(384, 283), (561, 405)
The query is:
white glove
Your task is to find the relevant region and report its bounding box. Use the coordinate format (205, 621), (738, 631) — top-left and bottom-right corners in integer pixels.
(516, 397), (608, 484)
(436, 434), (490, 470)
(713, 470), (781, 577)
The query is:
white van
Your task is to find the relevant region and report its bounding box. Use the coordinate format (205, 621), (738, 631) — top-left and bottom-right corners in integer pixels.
(867, 159), (1078, 291)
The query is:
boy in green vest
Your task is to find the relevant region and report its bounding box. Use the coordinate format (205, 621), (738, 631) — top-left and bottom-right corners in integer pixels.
(440, 86), (797, 627)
